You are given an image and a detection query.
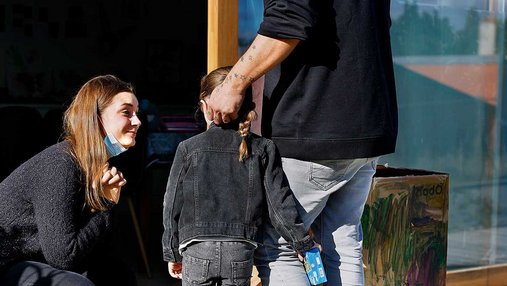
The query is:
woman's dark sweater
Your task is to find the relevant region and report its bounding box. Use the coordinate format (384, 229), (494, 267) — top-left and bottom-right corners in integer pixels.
(0, 141), (112, 272)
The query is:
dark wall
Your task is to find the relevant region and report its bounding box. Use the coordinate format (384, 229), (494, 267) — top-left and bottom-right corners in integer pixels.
(0, 0), (207, 105)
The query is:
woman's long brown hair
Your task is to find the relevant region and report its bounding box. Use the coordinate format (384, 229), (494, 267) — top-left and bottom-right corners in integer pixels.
(200, 66), (257, 161)
(63, 75), (134, 211)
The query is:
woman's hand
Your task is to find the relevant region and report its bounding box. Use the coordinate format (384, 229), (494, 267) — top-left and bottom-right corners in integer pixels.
(101, 164), (126, 204)
(168, 262), (183, 279)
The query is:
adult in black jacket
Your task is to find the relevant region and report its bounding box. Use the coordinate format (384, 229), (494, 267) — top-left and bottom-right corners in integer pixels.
(208, 0), (398, 285)
(0, 75), (141, 285)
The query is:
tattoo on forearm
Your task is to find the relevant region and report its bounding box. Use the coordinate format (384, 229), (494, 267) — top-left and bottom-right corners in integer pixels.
(229, 52), (258, 85)
(240, 54), (254, 63)
(240, 74), (255, 84)
(230, 72), (254, 84)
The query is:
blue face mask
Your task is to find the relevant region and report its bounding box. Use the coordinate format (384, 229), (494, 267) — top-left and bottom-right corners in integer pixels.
(103, 133), (127, 157)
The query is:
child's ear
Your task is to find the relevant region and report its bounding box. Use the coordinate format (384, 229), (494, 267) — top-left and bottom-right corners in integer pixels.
(200, 99), (213, 126)
(200, 100), (209, 116)
(200, 99), (207, 112)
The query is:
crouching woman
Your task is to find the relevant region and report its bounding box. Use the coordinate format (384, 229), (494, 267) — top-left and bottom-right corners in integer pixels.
(0, 75), (141, 285)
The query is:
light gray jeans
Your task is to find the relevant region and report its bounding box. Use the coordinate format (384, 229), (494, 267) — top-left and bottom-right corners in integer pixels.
(255, 157), (378, 286)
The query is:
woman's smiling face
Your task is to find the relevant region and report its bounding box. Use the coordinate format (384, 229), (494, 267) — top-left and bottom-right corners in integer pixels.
(100, 92), (141, 148)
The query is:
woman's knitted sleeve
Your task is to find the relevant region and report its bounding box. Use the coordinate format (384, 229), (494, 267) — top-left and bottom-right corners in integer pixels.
(31, 152), (112, 270)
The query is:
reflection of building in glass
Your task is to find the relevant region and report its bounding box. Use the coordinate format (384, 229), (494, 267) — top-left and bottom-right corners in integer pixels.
(392, 1), (494, 35)
(395, 0), (490, 10)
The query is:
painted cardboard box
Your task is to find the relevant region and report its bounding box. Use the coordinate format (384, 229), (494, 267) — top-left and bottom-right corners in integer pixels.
(362, 166), (449, 286)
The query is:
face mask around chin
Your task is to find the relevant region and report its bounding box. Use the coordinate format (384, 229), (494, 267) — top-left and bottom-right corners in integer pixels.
(103, 133), (127, 157)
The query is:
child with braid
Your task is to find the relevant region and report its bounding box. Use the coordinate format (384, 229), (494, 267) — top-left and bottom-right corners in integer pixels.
(162, 66), (318, 285)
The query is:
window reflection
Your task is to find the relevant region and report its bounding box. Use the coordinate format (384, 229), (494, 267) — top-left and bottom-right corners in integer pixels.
(386, 0), (506, 269)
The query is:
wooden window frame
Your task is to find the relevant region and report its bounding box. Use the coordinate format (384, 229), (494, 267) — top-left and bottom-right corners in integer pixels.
(207, 0), (238, 73)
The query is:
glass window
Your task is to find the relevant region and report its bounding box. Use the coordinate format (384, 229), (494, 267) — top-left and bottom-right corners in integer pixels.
(386, 0), (507, 269)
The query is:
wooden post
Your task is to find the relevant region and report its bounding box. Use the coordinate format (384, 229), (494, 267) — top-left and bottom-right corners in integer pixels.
(207, 0), (238, 73)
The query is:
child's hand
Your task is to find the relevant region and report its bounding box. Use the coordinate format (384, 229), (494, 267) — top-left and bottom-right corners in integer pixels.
(168, 262), (183, 279)
(298, 241), (322, 262)
(298, 252), (305, 262)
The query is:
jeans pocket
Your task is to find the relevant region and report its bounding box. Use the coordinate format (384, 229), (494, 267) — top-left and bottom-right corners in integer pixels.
(183, 254), (210, 284)
(231, 258), (253, 286)
(309, 160), (352, 190)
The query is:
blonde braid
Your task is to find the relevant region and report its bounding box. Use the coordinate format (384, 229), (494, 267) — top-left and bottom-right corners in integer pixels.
(238, 110), (258, 161)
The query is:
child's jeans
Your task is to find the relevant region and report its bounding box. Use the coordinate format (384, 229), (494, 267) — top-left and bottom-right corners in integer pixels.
(182, 241), (255, 286)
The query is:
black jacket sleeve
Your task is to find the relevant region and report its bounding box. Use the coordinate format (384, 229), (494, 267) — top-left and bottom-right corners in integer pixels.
(258, 0), (317, 41)
(263, 141), (313, 252)
(162, 142), (187, 262)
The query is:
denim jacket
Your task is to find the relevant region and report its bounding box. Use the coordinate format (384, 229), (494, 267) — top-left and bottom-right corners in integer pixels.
(162, 124), (312, 262)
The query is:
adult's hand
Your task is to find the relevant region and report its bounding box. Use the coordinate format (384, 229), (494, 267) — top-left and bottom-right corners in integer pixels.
(168, 262), (183, 279)
(100, 164), (126, 204)
(206, 35), (299, 125)
(207, 81), (245, 125)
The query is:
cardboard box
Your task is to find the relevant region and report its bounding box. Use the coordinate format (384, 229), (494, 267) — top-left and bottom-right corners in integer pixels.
(362, 166), (449, 286)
